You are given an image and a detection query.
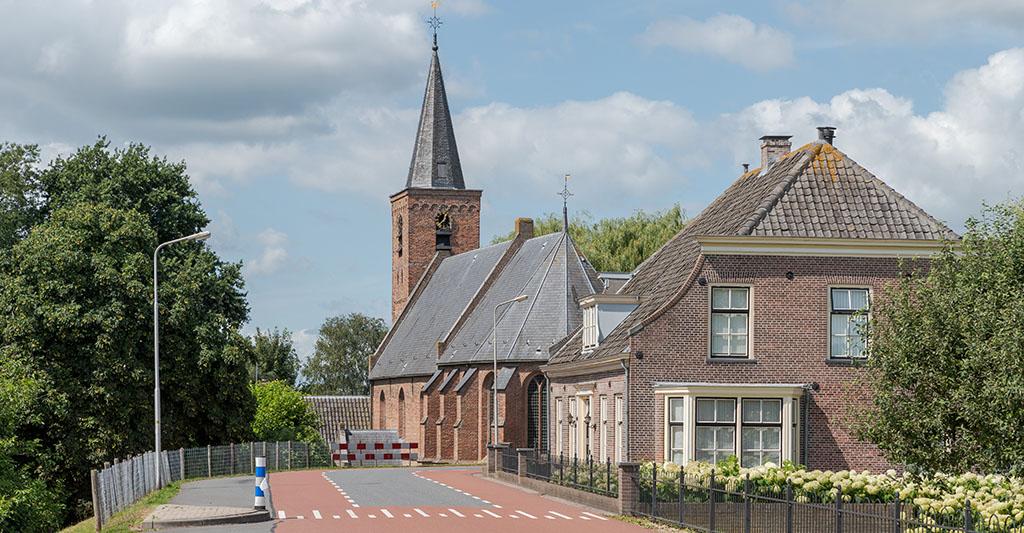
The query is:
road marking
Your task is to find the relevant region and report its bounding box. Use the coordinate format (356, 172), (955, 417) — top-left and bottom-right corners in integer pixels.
(277, 510), (286, 519)
(352, 504), (361, 508)
(493, 504), (502, 508)
(549, 511), (573, 520)
(472, 496), (481, 500)
(482, 509), (502, 518)
(448, 509), (465, 517)
(312, 510), (322, 520)
(580, 515), (591, 520)
(414, 508), (430, 517)
(582, 512), (609, 521)
(403, 514), (412, 518)
(332, 515), (340, 519)
(474, 514), (483, 518)
(296, 515), (304, 520)
(545, 515), (555, 519)
(516, 510), (537, 519)
(439, 513), (448, 517)
(509, 514), (519, 518)
(347, 510), (358, 519)
(368, 514), (377, 519)
(382, 509), (394, 518)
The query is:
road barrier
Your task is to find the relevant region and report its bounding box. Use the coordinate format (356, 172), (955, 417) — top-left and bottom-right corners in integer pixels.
(254, 456), (267, 510)
(331, 430), (419, 466)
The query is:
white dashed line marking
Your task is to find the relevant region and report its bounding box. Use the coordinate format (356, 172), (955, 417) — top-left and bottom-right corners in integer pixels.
(296, 515), (304, 520)
(474, 514), (484, 518)
(509, 514), (519, 518)
(347, 510), (358, 519)
(312, 510), (322, 520)
(368, 514), (377, 519)
(582, 512), (608, 521)
(382, 509), (394, 518)
(449, 509), (465, 517)
(332, 515), (340, 519)
(482, 509), (502, 518)
(352, 504), (360, 508)
(516, 510), (537, 519)
(493, 504), (502, 509)
(440, 513), (448, 517)
(549, 511), (573, 520)
(580, 515), (591, 520)
(277, 510), (286, 519)
(404, 513), (412, 518)
(414, 508), (430, 517)
(545, 515), (555, 519)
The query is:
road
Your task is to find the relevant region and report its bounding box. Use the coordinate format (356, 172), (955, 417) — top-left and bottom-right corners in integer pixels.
(269, 466), (647, 532)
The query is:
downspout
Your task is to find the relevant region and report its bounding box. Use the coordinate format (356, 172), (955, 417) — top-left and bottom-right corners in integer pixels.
(620, 358), (629, 463)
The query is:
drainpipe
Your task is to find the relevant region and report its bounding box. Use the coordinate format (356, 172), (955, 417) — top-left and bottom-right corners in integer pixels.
(800, 383), (818, 466)
(620, 359), (629, 463)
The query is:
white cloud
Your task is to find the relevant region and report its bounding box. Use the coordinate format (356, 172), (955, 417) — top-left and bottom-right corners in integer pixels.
(291, 328), (318, 365)
(721, 48), (1024, 226)
(639, 14), (794, 72)
(785, 0), (1024, 42)
(247, 228), (290, 276)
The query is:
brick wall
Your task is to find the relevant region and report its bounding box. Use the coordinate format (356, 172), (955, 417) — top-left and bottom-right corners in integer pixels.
(370, 377), (426, 443)
(390, 188), (481, 321)
(549, 370), (626, 461)
(626, 254), (919, 472)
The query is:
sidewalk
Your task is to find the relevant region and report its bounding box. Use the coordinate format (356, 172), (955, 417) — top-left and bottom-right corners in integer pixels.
(142, 476), (273, 530)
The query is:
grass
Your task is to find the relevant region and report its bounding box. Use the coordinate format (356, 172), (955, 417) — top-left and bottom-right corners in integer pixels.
(612, 514), (697, 532)
(61, 482), (181, 533)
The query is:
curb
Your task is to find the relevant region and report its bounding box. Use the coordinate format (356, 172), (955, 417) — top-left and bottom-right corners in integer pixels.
(143, 506), (271, 530)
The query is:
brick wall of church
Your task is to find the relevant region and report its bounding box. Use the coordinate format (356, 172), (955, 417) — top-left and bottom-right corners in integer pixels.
(370, 377), (426, 444)
(625, 254), (919, 472)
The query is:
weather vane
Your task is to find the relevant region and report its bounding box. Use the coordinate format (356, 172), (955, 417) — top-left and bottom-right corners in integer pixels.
(427, 1), (443, 50)
(558, 174), (573, 231)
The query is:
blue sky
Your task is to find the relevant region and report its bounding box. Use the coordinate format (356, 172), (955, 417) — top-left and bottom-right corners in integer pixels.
(1, 0), (1023, 360)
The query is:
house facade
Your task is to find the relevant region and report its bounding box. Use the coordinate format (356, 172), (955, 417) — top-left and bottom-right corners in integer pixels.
(544, 130), (957, 472)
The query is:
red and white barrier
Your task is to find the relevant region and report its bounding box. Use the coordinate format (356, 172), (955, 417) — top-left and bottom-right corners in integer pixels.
(330, 430), (418, 467)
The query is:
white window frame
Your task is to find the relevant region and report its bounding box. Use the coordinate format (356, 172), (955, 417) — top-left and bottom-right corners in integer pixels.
(694, 398), (737, 464)
(582, 306), (599, 352)
(614, 395), (624, 464)
(709, 285), (752, 358)
(667, 397), (686, 464)
(829, 287), (871, 360)
(555, 398), (564, 456)
(599, 396), (608, 461)
(739, 399), (783, 467)
(568, 397), (577, 459)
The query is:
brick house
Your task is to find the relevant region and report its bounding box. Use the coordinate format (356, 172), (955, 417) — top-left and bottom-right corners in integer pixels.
(368, 40), (599, 461)
(544, 129), (957, 471)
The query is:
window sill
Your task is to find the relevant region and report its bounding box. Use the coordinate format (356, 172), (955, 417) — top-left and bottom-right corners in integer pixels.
(825, 358), (868, 367)
(706, 357), (757, 364)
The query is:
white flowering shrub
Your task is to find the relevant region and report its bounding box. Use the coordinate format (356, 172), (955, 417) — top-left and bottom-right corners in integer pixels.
(637, 460), (1024, 530)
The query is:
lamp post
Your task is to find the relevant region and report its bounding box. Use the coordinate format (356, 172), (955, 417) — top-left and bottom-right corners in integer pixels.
(493, 294), (528, 446)
(153, 230), (211, 486)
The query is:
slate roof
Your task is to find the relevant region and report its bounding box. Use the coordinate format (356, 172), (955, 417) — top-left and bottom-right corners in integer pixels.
(406, 45), (464, 189)
(548, 141), (957, 367)
(304, 395), (371, 444)
(370, 231), (598, 381)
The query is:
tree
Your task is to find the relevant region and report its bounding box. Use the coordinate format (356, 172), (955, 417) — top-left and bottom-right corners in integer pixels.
(250, 381), (320, 443)
(250, 328), (300, 387)
(861, 201), (1024, 473)
(302, 314), (388, 395)
(0, 139), (253, 523)
(490, 205), (686, 272)
(0, 143), (44, 250)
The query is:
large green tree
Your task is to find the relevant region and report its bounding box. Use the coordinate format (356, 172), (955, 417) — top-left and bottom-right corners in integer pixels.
(0, 139), (253, 522)
(250, 381), (320, 443)
(491, 205), (686, 272)
(0, 143), (44, 250)
(861, 201), (1024, 473)
(250, 328), (300, 387)
(302, 314), (388, 395)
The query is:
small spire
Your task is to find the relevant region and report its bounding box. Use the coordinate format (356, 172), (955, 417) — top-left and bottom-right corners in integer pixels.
(557, 174), (573, 233)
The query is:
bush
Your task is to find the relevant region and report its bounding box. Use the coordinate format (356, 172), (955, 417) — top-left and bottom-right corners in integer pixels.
(250, 381), (320, 443)
(549, 456), (618, 495)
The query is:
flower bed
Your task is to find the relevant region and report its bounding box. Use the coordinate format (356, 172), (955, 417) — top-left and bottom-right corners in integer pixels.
(549, 457), (619, 496)
(638, 458), (1024, 529)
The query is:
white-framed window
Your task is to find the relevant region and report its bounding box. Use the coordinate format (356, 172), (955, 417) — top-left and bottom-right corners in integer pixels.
(599, 396), (608, 461)
(568, 397), (577, 459)
(582, 306), (599, 352)
(711, 287), (749, 357)
(740, 399), (782, 467)
(555, 398), (564, 456)
(695, 398), (736, 464)
(830, 288), (869, 359)
(668, 398), (685, 464)
(614, 395), (624, 463)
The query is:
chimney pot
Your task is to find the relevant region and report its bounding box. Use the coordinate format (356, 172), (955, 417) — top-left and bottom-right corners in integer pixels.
(759, 135), (792, 168)
(742, 163), (750, 173)
(817, 126), (836, 145)
(515, 217), (534, 240)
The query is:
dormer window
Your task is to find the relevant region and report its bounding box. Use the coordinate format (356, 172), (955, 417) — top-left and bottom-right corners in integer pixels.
(579, 294), (640, 353)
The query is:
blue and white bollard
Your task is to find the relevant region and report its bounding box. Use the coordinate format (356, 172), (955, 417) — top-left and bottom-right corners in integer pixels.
(254, 456), (267, 510)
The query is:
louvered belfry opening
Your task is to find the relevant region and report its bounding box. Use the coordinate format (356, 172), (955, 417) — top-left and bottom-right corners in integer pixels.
(527, 375), (548, 452)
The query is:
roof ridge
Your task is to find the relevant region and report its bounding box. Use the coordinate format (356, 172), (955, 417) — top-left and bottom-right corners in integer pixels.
(737, 147), (817, 236)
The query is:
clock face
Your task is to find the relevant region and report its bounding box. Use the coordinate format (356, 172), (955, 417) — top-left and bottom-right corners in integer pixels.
(435, 208), (452, 231)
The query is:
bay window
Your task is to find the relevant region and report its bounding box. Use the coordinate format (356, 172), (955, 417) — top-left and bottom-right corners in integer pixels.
(695, 398), (736, 464)
(740, 399), (782, 467)
(668, 398), (685, 464)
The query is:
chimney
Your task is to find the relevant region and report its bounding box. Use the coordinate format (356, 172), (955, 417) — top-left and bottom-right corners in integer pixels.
(742, 163), (750, 173)
(515, 217), (534, 240)
(817, 126), (836, 145)
(759, 135), (792, 168)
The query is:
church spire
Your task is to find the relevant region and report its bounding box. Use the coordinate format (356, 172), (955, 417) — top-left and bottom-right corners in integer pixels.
(406, 10), (464, 189)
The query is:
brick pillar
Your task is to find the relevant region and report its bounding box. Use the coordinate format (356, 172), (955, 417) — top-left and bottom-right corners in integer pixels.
(516, 448), (533, 484)
(618, 462), (641, 515)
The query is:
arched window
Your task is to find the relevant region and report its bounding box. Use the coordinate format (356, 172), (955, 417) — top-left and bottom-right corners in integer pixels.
(398, 389), (406, 437)
(527, 375), (548, 451)
(378, 390), (386, 429)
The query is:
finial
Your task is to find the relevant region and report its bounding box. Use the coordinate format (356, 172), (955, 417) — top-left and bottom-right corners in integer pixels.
(427, 1), (442, 51)
(557, 174), (573, 232)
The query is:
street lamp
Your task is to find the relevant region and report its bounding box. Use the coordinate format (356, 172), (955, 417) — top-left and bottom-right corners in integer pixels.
(493, 294), (528, 446)
(153, 230), (211, 486)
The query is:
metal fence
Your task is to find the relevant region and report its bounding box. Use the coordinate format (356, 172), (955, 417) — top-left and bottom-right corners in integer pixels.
(631, 468), (1024, 533)
(92, 441), (335, 528)
(500, 446), (518, 474)
(523, 452), (618, 498)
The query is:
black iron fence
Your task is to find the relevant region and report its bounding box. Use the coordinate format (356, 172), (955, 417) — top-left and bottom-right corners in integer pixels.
(631, 469), (1024, 533)
(522, 452), (618, 498)
(500, 446), (518, 474)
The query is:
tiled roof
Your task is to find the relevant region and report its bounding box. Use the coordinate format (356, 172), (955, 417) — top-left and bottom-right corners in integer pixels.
(548, 141), (957, 367)
(304, 395), (371, 444)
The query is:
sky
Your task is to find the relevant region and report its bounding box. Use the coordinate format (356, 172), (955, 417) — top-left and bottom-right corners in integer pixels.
(1, 0), (1023, 362)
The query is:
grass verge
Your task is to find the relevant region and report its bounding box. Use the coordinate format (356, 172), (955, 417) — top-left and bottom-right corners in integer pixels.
(612, 514), (697, 531)
(61, 481), (181, 533)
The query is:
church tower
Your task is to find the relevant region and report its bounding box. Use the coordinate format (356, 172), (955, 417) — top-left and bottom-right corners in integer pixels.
(391, 34), (481, 322)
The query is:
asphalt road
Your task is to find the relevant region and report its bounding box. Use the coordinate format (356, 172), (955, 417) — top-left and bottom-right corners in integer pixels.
(164, 476), (275, 533)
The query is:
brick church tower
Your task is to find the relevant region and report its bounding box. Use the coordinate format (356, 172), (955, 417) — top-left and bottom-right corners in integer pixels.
(391, 37), (481, 322)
